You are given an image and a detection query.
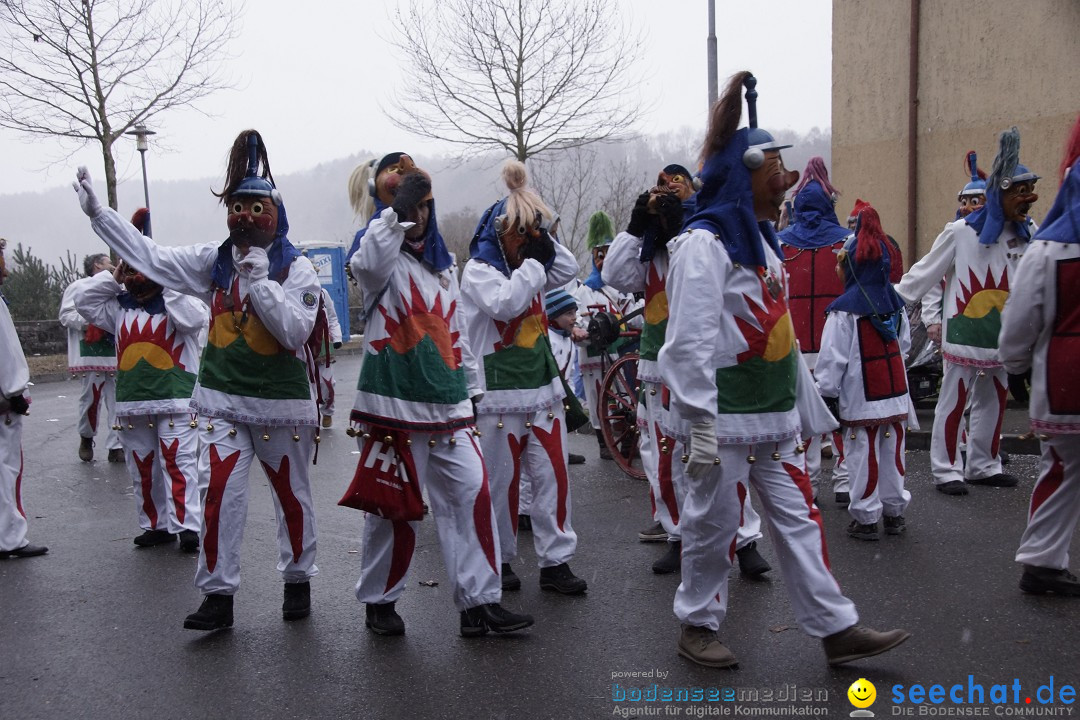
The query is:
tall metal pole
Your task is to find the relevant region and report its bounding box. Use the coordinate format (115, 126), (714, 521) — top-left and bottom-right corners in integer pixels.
(137, 148), (151, 238)
(125, 124), (156, 238)
(707, 0), (718, 109)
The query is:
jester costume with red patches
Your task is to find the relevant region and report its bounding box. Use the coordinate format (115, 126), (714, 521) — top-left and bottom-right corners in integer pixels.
(658, 73), (909, 669)
(348, 154), (513, 626)
(897, 127), (1039, 491)
(71, 251), (206, 546)
(999, 119), (1080, 596)
(1, 238), (46, 559)
(460, 162), (585, 590)
(59, 266), (122, 458)
(603, 168), (765, 574)
(815, 206), (914, 536)
(76, 130), (321, 629)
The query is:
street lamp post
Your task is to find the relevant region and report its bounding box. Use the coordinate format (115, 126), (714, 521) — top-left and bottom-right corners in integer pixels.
(707, 0), (718, 110)
(125, 124), (156, 237)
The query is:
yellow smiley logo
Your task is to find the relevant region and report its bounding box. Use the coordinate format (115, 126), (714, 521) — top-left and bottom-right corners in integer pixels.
(848, 678), (876, 709)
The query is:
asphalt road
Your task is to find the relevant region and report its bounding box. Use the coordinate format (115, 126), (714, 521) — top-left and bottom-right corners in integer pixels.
(2, 354), (1077, 720)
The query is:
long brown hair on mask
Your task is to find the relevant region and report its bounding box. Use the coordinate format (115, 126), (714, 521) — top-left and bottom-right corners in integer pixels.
(213, 129), (275, 204)
(699, 70), (754, 166)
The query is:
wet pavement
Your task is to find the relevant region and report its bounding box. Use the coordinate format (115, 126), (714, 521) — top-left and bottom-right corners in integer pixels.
(2, 354), (1077, 720)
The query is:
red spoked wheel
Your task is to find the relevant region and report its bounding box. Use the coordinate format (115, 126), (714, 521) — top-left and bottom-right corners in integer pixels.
(600, 353), (646, 480)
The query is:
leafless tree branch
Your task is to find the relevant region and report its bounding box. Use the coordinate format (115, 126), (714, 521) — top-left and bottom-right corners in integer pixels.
(388, 0), (643, 163)
(0, 0), (241, 208)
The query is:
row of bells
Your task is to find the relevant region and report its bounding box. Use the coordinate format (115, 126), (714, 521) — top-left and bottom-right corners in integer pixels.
(113, 419), (320, 443)
(345, 427), (484, 447)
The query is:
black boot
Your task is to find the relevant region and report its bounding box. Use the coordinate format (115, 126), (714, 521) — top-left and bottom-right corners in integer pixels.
(178, 530), (200, 553)
(652, 541), (681, 574)
(595, 430), (613, 460)
(183, 594), (233, 631)
(365, 602), (405, 636)
(283, 581), (311, 621)
(133, 529), (177, 547)
(78, 436), (93, 462)
(736, 541), (772, 576)
(501, 562), (521, 591)
(539, 562), (588, 594)
(460, 603), (535, 637)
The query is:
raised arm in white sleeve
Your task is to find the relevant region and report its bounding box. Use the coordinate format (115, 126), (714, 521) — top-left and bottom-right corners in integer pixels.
(658, 232), (725, 425)
(998, 244), (1046, 375)
(895, 223), (958, 303)
(58, 280), (89, 330)
(545, 242), (580, 289)
(601, 231), (647, 294)
(350, 207), (412, 303)
(461, 259), (547, 322)
(89, 207), (218, 300)
(69, 271), (122, 333)
(247, 257), (320, 352)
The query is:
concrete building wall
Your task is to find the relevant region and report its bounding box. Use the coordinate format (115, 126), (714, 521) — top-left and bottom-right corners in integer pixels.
(832, 0), (1080, 265)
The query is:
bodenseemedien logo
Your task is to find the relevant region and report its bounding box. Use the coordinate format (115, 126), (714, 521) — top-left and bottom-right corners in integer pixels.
(849, 678), (877, 717)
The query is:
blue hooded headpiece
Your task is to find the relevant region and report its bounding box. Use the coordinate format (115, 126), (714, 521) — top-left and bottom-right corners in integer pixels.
(210, 132), (301, 290)
(345, 155), (453, 274)
(826, 208), (906, 340)
(965, 128), (1040, 246)
(684, 127), (783, 268)
(777, 179), (849, 249)
(468, 197), (559, 277)
(639, 193), (698, 263)
(1031, 161), (1079, 245)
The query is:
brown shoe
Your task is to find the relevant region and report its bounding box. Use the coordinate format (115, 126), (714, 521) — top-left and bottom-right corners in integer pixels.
(321, 414), (333, 428)
(677, 624), (738, 668)
(823, 624), (911, 666)
(78, 436), (94, 462)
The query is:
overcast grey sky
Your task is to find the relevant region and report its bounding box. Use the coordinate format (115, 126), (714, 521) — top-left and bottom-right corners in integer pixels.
(0, 0), (832, 196)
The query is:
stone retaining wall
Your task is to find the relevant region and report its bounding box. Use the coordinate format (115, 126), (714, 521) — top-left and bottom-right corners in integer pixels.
(14, 319), (66, 356)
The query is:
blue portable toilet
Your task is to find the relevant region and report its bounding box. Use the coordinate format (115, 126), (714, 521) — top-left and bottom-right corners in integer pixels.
(299, 243), (351, 342)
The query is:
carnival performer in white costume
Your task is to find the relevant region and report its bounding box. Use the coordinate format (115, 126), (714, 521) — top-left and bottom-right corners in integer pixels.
(60, 253), (123, 463)
(72, 208), (207, 553)
(658, 72), (910, 668)
(460, 161), (588, 595)
(75, 129), (322, 631)
(604, 165), (770, 578)
(0, 237), (48, 560)
(896, 127), (1039, 495)
(998, 119), (1080, 597)
(346, 153), (533, 637)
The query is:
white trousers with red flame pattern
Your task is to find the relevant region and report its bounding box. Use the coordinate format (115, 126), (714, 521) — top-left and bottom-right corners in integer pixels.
(674, 439), (858, 637)
(930, 362), (1007, 485)
(355, 426), (502, 611)
(477, 402), (578, 568)
(0, 413), (28, 552)
(1016, 435), (1080, 571)
(194, 420), (318, 595)
(842, 422), (911, 525)
(119, 414), (202, 534)
(638, 382), (762, 548)
(78, 372), (120, 450)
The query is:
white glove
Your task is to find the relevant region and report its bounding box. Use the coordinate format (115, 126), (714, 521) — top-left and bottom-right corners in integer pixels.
(687, 421), (718, 480)
(235, 246), (269, 282)
(72, 166), (102, 218)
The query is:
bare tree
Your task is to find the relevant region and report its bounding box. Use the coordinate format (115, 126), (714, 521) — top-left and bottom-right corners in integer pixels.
(530, 146), (601, 268)
(0, 0), (240, 209)
(599, 155), (650, 232)
(389, 0), (643, 163)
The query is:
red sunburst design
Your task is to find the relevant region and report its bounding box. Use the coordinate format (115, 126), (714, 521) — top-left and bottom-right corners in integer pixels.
(118, 315), (185, 370)
(735, 274), (790, 364)
(954, 267), (1008, 317)
(493, 295), (547, 352)
(370, 276), (462, 368)
(645, 262), (665, 302)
